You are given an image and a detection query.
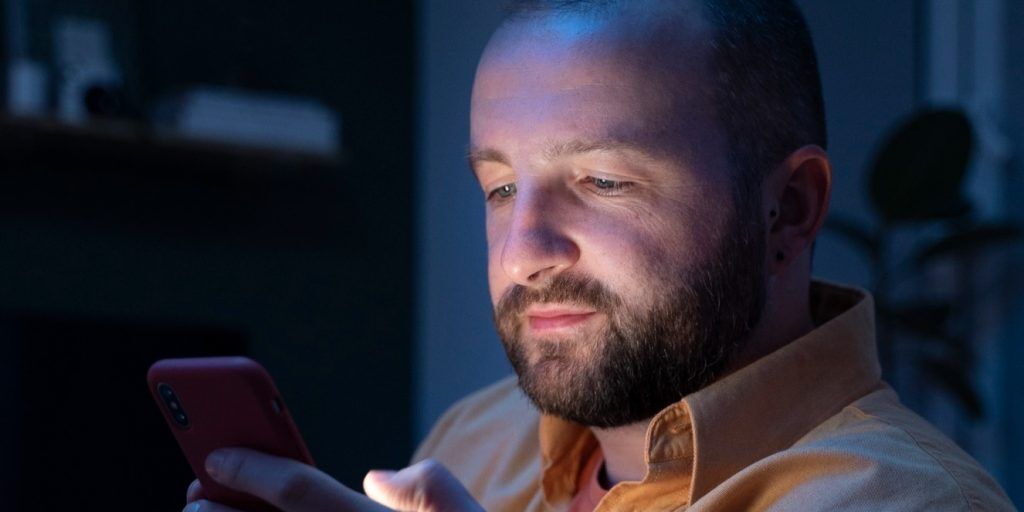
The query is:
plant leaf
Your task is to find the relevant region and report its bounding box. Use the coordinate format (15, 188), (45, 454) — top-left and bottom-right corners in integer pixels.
(920, 356), (984, 418)
(868, 109), (973, 222)
(914, 223), (1023, 266)
(823, 214), (879, 259)
(879, 301), (954, 340)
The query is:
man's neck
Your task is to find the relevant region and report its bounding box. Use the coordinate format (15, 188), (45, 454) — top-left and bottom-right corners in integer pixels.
(590, 421), (650, 487)
(591, 310), (817, 487)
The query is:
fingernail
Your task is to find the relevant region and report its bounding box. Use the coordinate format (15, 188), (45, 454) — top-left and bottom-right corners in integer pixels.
(366, 469), (396, 483)
(205, 451), (225, 479)
(183, 502), (201, 512)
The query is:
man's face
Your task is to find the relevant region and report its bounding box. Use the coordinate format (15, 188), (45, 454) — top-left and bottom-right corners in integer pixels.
(469, 10), (767, 427)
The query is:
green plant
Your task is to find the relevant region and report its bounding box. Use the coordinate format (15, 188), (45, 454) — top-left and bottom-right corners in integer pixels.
(825, 108), (1021, 420)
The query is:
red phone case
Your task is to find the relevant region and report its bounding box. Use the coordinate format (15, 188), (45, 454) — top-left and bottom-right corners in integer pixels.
(148, 356), (314, 512)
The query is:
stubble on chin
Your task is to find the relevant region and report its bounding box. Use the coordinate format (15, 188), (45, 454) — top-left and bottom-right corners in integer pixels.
(519, 323), (606, 388)
(492, 205), (766, 428)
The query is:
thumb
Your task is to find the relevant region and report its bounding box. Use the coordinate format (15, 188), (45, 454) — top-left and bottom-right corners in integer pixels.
(363, 459), (484, 512)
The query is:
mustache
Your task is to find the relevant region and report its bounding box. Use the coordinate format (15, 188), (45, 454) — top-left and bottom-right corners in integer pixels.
(495, 274), (622, 319)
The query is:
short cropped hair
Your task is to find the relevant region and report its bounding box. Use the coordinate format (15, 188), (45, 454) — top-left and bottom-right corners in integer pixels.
(504, 0), (827, 200)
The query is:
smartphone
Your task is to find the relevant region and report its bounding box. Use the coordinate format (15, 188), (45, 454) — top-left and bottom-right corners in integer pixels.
(148, 356), (314, 512)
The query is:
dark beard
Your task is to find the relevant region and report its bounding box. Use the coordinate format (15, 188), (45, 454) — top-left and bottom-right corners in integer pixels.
(493, 207), (767, 428)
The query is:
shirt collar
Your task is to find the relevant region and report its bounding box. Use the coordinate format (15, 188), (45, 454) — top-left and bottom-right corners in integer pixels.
(537, 280), (882, 508)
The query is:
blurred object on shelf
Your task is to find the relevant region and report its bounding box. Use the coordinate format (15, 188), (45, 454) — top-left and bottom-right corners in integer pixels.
(53, 17), (123, 122)
(6, 58), (48, 116)
(153, 86), (341, 157)
(5, 0), (48, 116)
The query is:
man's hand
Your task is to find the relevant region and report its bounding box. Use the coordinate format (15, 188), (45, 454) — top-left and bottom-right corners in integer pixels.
(183, 448), (484, 512)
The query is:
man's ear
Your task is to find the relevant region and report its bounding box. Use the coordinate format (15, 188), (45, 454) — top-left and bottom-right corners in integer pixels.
(764, 145), (832, 273)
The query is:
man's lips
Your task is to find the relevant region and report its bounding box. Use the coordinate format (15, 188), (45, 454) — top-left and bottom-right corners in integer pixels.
(525, 305), (598, 331)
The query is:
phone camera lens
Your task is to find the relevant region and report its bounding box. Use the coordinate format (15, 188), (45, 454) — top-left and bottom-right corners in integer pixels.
(158, 383), (189, 428)
(174, 413), (190, 427)
(174, 409), (190, 425)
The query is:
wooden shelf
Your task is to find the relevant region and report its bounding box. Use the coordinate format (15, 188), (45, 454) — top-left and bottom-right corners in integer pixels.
(0, 116), (345, 181)
(0, 116), (360, 249)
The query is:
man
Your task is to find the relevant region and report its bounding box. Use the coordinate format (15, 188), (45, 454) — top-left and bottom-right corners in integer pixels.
(183, 1), (1015, 511)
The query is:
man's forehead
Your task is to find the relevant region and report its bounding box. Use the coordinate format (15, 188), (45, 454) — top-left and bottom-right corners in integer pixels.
(481, 0), (714, 68)
(472, 0), (716, 121)
(468, 0), (724, 174)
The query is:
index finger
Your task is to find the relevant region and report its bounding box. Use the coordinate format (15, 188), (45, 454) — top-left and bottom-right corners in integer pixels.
(205, 448), (389, 512)
(186, 479), (204, 503)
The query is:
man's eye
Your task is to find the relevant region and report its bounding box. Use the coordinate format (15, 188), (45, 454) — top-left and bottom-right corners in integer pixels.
(583, 177), (633, 195)
(488, 183), (517, 200)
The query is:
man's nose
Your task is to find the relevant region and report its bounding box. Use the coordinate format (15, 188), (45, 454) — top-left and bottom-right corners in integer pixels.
(500, 189), (580, 286)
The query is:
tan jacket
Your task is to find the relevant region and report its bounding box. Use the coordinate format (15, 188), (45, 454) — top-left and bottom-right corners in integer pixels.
(414, 281), (1015, 511)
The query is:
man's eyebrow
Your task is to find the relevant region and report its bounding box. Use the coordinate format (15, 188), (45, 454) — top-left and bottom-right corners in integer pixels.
(467, 138), (655, 175)
(466, 147), (511, 174)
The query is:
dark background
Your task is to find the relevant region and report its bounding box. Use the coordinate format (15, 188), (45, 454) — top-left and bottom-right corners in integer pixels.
(0, 0), (415, 509)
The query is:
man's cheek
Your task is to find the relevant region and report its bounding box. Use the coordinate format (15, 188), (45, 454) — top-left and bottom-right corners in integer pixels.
(585, 228), (668, 278)
(487, 254), (509, 306)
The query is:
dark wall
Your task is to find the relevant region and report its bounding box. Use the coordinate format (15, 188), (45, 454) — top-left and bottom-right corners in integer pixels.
(1, 1), (415, 509)
(1004, 0), (1024, 503)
